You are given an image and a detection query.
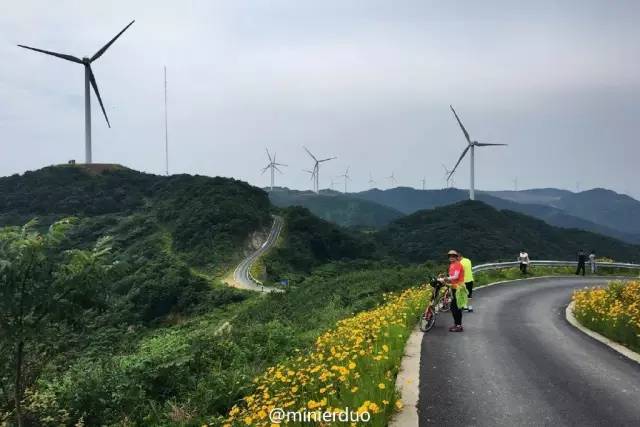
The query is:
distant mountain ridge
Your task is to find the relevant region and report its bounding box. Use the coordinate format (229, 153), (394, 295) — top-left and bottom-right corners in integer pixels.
(351, 187), (640, 244)
(269, 188), (403, 228)
(376, 200), (640, 264)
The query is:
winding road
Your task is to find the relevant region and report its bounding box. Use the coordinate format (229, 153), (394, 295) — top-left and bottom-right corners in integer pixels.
(419, 276), (640, 426)
(231, 215), (283, 293)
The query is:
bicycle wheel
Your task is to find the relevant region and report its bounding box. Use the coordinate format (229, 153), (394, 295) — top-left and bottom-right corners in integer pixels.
(420, 306), (436, 332)
(440, 291), (451, 312)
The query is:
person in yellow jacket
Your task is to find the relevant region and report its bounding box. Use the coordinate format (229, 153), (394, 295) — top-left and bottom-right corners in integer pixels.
(459, 252), (474, 313)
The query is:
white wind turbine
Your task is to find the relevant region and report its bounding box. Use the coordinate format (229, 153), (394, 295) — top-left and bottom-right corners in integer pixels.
(303, 169), (316, 192)
(303, 147), (336, 193)
(368, 172), (376, 189)
(18, 20), (135, 164)
(441, 163), (455, 188)
(420, 177), (426, 190)
(448, 105), (507, 200)
(338, 167), (351, 193)
(262, 148), (287, 191)
(386, 171), (397, 188)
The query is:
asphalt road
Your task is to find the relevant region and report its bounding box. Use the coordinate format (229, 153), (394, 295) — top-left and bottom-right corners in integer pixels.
(419, 276), (640, 426)
(232, 215), (283, 293)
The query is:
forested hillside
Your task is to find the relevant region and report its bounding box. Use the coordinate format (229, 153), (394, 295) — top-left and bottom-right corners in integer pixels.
(262, 206), (378, 282)
(377, 200), (640, 263)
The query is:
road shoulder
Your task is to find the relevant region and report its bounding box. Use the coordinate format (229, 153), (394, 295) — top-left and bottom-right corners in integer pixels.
(565, 301), (640, 364)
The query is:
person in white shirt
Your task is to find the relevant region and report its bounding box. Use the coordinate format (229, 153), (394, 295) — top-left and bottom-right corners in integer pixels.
(518, 251), (530, 275)
(589, 250), (597, 274)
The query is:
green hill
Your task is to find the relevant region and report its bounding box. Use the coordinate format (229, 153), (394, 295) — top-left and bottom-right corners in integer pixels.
(377, 200), (640, 264)
(262, 206), (378, 282)
(269, 189), (403, 228)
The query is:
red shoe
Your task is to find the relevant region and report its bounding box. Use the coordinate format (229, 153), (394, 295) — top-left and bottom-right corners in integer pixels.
(449, 325), (463, 332)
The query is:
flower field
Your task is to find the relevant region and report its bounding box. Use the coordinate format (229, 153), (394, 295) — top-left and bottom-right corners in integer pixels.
(223, 286), (430, 426)
(572, 280), (640, 353)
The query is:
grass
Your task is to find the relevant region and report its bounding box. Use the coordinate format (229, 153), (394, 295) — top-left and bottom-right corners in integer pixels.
(473, 265), (640, 288)
(573, 281), (640, 353)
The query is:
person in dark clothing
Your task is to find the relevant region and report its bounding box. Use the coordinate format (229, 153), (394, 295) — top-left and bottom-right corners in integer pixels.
(576, 249), (587, 276)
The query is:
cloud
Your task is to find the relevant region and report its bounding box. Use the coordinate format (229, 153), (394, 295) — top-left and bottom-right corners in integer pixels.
(1, 0), (639, 198)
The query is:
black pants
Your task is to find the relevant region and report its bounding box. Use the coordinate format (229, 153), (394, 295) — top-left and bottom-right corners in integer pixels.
(451, 289), (463, 326)
(465, 281), (474, 299)
(520, 263), (528, 274)
(576, 263), (586, 276)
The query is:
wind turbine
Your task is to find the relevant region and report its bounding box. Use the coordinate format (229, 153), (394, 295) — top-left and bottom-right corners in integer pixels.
(448, 105), (507, 200)
(303, 169), (316, 192)
(441, 163), (454, 188)
(368, 172), (376, 189)
(338, 167), (351, 193)
(386, 171), (397, 188)
(18, 20), (135, 164)
(420, 177), (426, 190)
(262, 148), (287, 191)
(303, 147), (336, 193)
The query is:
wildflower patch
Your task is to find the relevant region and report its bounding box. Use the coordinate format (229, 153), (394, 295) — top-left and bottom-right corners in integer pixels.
(224, 286), (429, 426)
(573, 281), (640, 353)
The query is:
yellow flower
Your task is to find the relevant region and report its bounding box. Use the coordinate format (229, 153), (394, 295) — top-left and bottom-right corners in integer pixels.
(243, 416), (253, 425)
(378, 383), (386, 389)
(395, 400), (404, 409)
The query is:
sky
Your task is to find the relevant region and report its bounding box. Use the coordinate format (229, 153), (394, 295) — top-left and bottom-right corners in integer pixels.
(1, 0), (639, 197)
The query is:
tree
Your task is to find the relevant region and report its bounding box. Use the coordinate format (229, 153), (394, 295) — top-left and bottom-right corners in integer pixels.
(0, 219), (113, 426)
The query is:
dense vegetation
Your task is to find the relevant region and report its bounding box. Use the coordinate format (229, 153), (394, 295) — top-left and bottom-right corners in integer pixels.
(0, 165), (272, 271)
(269, 189), (403, 229)
(2, 166), (640, 426)
(376, 201), (640, 264)
(261, 206), (379, 283)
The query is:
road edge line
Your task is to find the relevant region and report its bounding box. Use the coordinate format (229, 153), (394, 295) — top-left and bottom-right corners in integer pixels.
(390, 274), (629, 426)
(565, 301), (640, 365)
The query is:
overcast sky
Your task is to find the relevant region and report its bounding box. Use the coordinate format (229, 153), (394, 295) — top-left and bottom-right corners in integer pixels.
(1, 1), (639, 197)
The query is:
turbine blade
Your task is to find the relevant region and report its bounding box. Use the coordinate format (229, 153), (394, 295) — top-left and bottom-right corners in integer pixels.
(303, 146), (317, 161)
(450, 105), (471, 144)
(274, 163), (287, 167)
(261, 166), (269, 174)
(274, 166), (284, 174)
(17, 44), (82, 63)
(475, 143), (508, 146)
(266, 148), (273, 162)
(449, 145), (470, 179)
(88, 66), (110, 127)
(318, 156), (336, 162)
(91, 20), (135, 62)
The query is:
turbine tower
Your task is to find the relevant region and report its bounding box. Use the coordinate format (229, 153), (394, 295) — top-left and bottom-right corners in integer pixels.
(448, 105), (507, 200)
(441, 163), (455, 188)
(262, 148), (287, 191)
(338, 167), (351, 193)
(386, 171), (397, 188)
(303, 147), (336, 193)
(18, 20), (135, 164)
(420, 177), (426, 190)
(303, 169), (316, 192)
(368, 172), (376, 189)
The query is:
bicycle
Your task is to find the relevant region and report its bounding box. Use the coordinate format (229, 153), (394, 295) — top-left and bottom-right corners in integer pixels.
(420, 276), (452, 332)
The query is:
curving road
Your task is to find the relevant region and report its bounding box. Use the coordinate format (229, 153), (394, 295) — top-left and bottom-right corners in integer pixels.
(419, 277), (640, 426)
(232, 215), (283, 293)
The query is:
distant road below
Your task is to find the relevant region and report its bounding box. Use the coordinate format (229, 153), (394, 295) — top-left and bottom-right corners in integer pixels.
(231, 215), (283, 293)
(419, 276), (640, 426)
